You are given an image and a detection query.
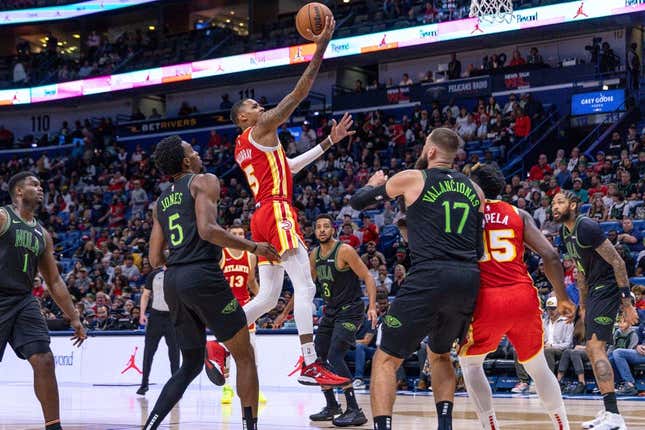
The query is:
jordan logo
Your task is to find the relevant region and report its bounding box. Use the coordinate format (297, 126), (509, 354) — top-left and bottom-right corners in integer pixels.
(379, 34), (387, 47)
(573, 2), (588, 18)
(471, 19), (484, 34)
(294, 47), (304, 61)
(121, 346), (143, 374)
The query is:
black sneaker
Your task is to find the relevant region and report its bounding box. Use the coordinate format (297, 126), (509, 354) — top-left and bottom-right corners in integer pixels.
(332, 408), (368, 427)
(570, 382), (586, 395)
(136, 385), (148, 395)
(309, 405), (342, 421)
(616, 383), (638, 396)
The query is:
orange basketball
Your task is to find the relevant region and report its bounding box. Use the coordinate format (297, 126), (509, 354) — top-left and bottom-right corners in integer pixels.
(295, 2), (333, 41)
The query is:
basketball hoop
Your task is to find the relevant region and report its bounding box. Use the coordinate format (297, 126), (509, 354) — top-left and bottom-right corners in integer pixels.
(469, 0), (514, 24)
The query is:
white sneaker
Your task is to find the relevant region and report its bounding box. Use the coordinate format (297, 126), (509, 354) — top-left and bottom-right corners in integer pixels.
(528, 382), (537, 394)
(582, 411), (626, 429)
(352, 379), (366, 390)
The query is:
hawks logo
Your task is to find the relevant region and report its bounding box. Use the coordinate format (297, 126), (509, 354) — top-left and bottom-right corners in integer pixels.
(279, 220), (293, 231)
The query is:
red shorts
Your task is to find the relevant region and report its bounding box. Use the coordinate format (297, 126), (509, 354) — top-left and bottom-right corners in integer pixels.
(460, 282), (543, 362)
(251, 199), (304, 264)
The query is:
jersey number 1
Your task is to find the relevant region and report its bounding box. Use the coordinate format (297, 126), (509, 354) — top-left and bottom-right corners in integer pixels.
(480, 229), (516, 263)
(442, 201), (470, 234)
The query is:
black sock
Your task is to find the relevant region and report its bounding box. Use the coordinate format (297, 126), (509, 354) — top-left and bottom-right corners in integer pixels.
(603, 392), (619, 414)
(323, 388), (339, 408)
(436, 401), (453, 430)
(45, 421), (62, 430)
(374, 415), (392, 430)
(344, 387), (359, 410)
(242, 406), (257, 430)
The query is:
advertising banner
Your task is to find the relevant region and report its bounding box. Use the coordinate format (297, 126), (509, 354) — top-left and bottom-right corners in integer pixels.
(571, 89), (625, 115)
(3, 0), (644, 105)
(117, 111), (231, 137)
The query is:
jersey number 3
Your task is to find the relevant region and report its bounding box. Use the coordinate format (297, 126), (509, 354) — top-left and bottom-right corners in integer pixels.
(480, 229), (516, 263)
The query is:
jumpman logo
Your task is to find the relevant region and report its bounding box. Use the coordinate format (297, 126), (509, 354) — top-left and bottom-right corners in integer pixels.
(379, 34), (387, 47)
(293, 47), (304, 61)
(121, 346), (143, 374)
(573, 2), (588, 18)
(471, 19), (484, 34)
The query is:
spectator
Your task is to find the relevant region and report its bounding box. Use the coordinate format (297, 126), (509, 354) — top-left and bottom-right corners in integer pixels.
(360, 216), (379, 245)
(599, 41), (619, 73)
(571, 178), (588, 203)
(514, 107), (531, 138)
(390, 264), (406, 297)
(149, 108), (162, 119)
(399, 73), (413, 86)
(348, 308), (379, 390)
(531, 260), (552, 305)
(339, 223), (361, 249)
(376, 265), (393, 293)
(120, 255), (141, 282)
(555, 161), (572, 189)
(588, 195), (608, 221)
(627, 42), (640, 91)
(220, 93), (233, 110)
(448, 53), (461, 80)
(543, 297), (574, 374)
(12, 59), (28, 84)
(556, 318), (588, 394)
(298, 121), (317, 153)
(360, 241), (386, 266)
(617, 218), (639, 246)
(528, 154), (553, 181)
(608, 193), (628, 220)
(354, 79), (365, 93)
(94, 305), (115, 330)
(0, 126), (15, 147)
(129, 179), (148, 218)
(609, 317), (643, 396)
(457, 114), (477, 141)
(509, 49), (526, 66)
(527, 47), (544, 65)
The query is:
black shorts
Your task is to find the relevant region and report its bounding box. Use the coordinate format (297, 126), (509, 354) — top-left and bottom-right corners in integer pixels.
(380, 261), (479, 358)
(315, 299), (364, 359)
(0, 295), (50, 361)
(584, 283), (620, 344)
(165, 263), (247, 350)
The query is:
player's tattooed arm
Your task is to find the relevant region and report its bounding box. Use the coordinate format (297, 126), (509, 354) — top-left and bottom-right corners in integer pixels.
(594, 239), (630, 290)
(255, 18), (334, 135)
(575, 268), (589, 308)
(149, 201), (167, 268)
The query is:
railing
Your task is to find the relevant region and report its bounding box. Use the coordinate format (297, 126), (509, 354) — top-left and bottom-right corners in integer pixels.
(579, 98), (635, 158)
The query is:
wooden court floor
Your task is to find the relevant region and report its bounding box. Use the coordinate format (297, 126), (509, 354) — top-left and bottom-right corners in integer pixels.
(1, 383), (643, 429)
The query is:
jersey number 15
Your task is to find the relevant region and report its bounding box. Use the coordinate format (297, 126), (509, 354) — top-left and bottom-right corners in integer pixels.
(480, 229), (517, 263)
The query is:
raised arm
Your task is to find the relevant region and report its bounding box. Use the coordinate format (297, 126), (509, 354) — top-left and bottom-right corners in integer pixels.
(351, 169), (424, 211)
(339, 244), (378, 328)
(520, 209), (575, 320)
(594, 240), (639, 325)
(254, 17), (335, 136)
(38, 230), (86, 346)
(193, 173), (280, 261)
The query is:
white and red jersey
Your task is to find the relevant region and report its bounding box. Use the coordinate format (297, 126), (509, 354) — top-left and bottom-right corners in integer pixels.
(479, 200), (533, 289)
(220, 248), (252, 306)
(234, 127), (294, 204)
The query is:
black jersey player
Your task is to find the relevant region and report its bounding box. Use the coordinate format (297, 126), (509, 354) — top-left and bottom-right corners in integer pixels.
(0, 172), (86, 430)
(351, 128), (485, 430)
(144, 136), (279, 430)
(308, 214), (377, 427)
(552, 191), (638, 430)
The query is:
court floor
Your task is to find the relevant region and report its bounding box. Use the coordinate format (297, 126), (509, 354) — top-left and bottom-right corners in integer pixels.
(1, 383), (644, 429)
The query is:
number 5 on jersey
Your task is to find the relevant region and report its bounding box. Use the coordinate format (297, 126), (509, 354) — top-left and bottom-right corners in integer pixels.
(168, 213), (184, 246)
(480, 229), (516, 263)
(244, 165), (259, 197)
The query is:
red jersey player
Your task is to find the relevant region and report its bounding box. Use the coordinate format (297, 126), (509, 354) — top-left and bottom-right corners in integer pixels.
(229, 16), (357, 386)
(205, 225), (268, 405)
(460, 165), (576, 430)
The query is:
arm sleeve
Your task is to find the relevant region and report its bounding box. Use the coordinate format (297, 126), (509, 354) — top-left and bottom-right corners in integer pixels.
(287, 144), (324, 174)
(577, 218), (607, 249)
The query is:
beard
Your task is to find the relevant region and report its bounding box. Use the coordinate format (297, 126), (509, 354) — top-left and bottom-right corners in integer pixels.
(318, 235), (332, 244)
(415, 155), (428, 170)
(556, 208), (574, 223)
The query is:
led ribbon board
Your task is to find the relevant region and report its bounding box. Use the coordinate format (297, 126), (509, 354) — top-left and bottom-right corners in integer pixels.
(0, 0), (160, 25)
(1, 0), (643, 106)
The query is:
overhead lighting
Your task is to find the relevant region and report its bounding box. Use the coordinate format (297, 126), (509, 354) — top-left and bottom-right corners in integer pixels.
(57, 42), (63, 46)
(44, 36), (49, 41)
(226, 18), (231, 23)
(239, 22), (244, 26)
(343, 0), (350, 2)
(72, 34), (80, 39)
(602, 84), (609, 90)
(230, 10), (235, 15)
(148, 25), (155, 30)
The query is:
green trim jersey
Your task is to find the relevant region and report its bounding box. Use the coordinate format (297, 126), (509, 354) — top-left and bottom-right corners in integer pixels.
(561, 216), (615, 288)
(0, 205), (46, 296)
(314, 241), (362, 309)
(405, 168), (481, 265)
(156, 174), (221, 266)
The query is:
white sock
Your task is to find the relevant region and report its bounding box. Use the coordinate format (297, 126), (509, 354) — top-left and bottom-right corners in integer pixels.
(243, 264), (284, 323)
(302, 342), (317, 365)
(459, 355), (497, 428)
(522, 352), (570, 430)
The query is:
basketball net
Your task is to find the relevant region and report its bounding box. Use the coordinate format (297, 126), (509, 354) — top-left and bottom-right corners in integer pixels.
(469, 0), (514, 24)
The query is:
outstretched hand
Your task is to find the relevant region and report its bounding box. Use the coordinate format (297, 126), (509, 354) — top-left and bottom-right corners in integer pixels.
(70, 319), (87, 347)
(308, 16), (335, 48)
(330, 112), (355, 144)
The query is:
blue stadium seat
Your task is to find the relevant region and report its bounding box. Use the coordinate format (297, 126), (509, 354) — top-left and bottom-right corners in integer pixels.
(633, 220), (645, 231)
(599, 222), (620, 233)
(629, 277), (645, 285)
(580, 204), (591, 215)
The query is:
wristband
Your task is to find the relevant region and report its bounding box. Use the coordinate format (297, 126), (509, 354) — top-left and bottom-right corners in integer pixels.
(327, 135), (334, 146)
(619, 286), (631, 300)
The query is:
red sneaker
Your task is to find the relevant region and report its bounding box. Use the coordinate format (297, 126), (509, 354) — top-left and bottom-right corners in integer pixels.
(204, 341), (229, 386)
(298, 359), (351, 386)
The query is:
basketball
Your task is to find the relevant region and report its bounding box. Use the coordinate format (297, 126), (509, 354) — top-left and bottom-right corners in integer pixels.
(295, 2), (333, 41)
